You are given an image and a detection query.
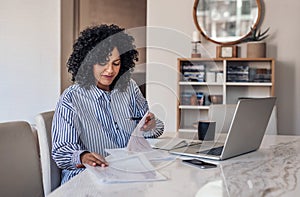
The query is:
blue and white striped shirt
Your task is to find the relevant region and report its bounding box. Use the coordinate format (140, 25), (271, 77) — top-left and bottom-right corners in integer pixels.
(52, 79), (164, 184)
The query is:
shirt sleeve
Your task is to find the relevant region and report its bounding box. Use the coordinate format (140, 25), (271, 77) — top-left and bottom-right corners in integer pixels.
(51, 95), (87, 170)
(131, 80), (164, 138)
(143, 117), (164, 138)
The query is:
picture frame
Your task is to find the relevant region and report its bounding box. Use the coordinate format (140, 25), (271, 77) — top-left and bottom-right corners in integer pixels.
(216, 45), (238, 58)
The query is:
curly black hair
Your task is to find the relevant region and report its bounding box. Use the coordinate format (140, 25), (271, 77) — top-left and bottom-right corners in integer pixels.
(67, 24), (139, 91)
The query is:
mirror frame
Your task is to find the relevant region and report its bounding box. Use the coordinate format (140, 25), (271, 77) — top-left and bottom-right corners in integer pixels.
(193, 0), (262, 45)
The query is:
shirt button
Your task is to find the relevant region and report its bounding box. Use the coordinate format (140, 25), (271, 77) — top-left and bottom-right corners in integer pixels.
(114, 122), (119, 130)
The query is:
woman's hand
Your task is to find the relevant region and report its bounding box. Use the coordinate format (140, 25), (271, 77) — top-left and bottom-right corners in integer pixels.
(76, 152), (108, 168)
(141, 112), (156, 131)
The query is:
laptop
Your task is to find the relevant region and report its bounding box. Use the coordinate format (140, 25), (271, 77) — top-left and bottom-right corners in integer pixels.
(170, 97), (276, 160)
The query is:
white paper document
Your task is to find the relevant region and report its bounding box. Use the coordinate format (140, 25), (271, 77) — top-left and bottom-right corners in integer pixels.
(127, 111), (153, 152)
(85, 154), (167, 183)
(151, 137), (202, 151)
(105, 148), (175, 162)
(86, 111), (172, 184)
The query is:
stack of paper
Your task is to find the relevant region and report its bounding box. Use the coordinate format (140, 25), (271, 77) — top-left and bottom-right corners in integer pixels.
(127, 111), (153, 152)
(85, 154), (167, 183)
(152, 137), (201, 151)
(86, 112), (170, 183)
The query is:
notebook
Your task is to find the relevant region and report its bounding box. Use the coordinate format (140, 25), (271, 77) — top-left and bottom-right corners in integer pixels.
(170, 97), (276, 160)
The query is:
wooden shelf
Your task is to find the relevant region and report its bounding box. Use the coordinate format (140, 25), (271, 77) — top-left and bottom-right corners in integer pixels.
(177, 57), (275, 132)
(179, 82), (223, 86)
(226, 82), (272, 86)
(179, 105), (210, 110)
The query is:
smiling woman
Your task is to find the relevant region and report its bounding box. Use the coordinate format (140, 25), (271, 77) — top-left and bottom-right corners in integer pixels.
(193, 0), (261, 45)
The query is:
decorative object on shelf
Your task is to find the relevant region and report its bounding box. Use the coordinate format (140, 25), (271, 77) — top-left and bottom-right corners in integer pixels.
(206, 72), (216, 83)
(181, 61), (205, 82)
(216, 45), (238, 58)
(208, 95), (223, 104)
(190, 94), (198, 105)
(249, 68), (271, 82)
(197, 92), (205, 105)
(191, 31), (201, 58)
(227, 64), (249, 82)
(243, 27), (270, 58)
(216, 72), (223, 83)
(181, 92), (205, 106)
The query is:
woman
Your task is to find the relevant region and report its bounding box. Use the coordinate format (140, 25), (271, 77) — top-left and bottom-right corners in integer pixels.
(52, 24), (164, 184)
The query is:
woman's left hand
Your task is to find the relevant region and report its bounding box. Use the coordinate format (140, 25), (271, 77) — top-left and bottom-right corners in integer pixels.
(141, 112), (156, 131)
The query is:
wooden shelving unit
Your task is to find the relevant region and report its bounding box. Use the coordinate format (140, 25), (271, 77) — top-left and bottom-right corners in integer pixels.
(177, 57), (275, 132)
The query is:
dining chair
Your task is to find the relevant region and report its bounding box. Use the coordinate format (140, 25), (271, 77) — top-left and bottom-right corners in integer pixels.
(35, 111), (61, 196)
(0, 121), (44, 197)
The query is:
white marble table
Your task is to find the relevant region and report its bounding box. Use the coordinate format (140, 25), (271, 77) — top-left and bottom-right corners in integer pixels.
(48, 134), (300, 197)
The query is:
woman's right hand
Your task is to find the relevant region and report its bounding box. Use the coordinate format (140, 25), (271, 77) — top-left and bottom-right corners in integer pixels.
(76, 152), (108, 168)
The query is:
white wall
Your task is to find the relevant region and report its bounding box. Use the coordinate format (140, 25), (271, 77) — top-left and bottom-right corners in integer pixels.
(147, 0), (196, 132)
(1, 0), (299, 134)
(0, 0), (60, 124)
(147, 0), (300, 135)
(264, 0), (300, 135)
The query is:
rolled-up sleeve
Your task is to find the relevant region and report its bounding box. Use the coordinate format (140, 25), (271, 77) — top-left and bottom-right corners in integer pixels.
(143, 117), (164, 138)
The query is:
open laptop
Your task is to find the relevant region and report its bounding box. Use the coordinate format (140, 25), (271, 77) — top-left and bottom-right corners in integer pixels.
(170, 97), (276, 160)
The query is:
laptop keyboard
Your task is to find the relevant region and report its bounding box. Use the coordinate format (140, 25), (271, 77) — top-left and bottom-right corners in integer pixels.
(197, 146), (224, 156)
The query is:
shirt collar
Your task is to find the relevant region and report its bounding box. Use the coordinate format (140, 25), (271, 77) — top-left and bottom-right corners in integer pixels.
(89, 85), (117, 100)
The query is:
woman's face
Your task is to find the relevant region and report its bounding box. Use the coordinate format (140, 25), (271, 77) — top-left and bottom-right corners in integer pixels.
(93, 47), (121, 91)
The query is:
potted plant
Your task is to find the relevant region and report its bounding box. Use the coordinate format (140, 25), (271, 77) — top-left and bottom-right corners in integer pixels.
(243, 27), (270, 58)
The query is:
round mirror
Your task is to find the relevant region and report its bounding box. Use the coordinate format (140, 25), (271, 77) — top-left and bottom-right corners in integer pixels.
(193, 0), (261, 45)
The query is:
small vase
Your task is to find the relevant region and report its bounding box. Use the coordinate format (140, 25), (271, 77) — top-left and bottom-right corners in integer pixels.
(247, 42), (266, 58)
(190, 94), (198, 105)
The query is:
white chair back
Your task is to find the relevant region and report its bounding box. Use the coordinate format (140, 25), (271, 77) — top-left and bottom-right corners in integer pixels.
(35, 111), (61, 195)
